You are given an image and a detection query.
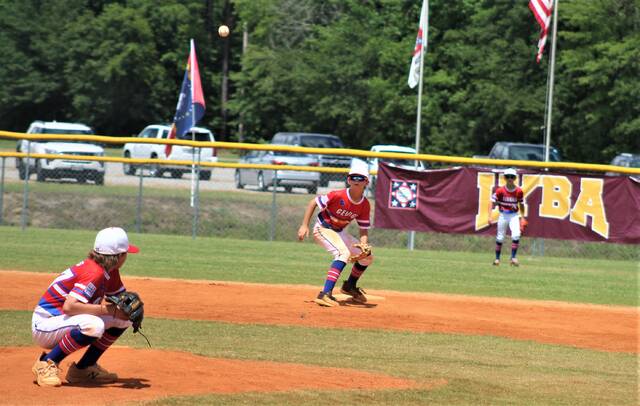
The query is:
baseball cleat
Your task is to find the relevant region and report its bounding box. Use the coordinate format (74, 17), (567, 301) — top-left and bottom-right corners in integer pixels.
(340, 281), (368, 303)
(32, 354), (62, 387)
(493, 259), (500, 266)
(314, 291), (340, 307)
(66, 362), (118, 384)
(510, 258), (520, 267)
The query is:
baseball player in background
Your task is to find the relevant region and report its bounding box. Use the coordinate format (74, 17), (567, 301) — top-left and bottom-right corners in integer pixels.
(488, 168), (527, 266)
(31, 227), (139, 387)
(297, 159), (374, 307)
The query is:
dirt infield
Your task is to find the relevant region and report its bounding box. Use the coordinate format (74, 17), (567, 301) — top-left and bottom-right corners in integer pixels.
(2, 347), (434, 405)
(0, 270), (636, 404)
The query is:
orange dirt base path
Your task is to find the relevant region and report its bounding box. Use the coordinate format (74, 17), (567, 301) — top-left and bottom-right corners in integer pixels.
(0, 270), (636, 405)
(1, 346), (432, 405)
(1, 271), (635, 353)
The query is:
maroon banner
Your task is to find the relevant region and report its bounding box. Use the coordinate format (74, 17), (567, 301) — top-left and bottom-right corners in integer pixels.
(374, 164), (640, 244)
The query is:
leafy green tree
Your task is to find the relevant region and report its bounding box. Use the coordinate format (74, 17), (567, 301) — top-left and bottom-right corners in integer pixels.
(0, 0), (636, 162)
(0, 0), (87, 130)
(62, 4), (162, 135)
(555, 0), (640, 161)
(231, 0), (417, 146)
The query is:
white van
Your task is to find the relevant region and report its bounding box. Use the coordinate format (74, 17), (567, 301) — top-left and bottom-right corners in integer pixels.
(123, 124), (218, 180)
(367, 145), (425, 190)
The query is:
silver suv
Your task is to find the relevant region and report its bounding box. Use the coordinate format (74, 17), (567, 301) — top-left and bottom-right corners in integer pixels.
(235, 150), (320, 194)
(123, 124), (217, 180)
(16, 121), (105, 184)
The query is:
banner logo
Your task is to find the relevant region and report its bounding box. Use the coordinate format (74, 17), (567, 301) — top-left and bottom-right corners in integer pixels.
(389, 180), (419, 210)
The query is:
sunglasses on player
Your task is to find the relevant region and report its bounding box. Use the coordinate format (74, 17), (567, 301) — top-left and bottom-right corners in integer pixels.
(349, 175), (367, 182)
(504, 175), (516, 179)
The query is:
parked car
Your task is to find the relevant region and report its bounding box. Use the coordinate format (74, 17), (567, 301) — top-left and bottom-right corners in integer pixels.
(610, 153), (640, 169)
(488, 142), (561, 162)
(367, 145), (425, 190)
(122, 124), (217, 180)
(270, 132), (351, 186)
(234, 150), (320, 194)
(368, 145), (425, 172)
(16, 121), (105, 185)
(609, 153), (640, 180)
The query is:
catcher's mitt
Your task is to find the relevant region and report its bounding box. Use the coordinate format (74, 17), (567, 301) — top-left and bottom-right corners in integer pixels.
(348, 242), (372, 263)
(520, 218), (528, 234)
(107, 291), (144, 333)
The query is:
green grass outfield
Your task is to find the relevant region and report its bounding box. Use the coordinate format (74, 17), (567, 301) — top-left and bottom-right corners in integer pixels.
(1, 226), (638, 405)
(1, 227), (636, 305)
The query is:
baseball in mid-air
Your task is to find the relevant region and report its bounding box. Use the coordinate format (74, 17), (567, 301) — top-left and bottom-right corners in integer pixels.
(218, 25), (230, 38)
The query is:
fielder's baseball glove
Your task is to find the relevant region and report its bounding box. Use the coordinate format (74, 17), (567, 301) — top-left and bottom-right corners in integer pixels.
(520, 218), (528, 234)
(348, 242), (372, 263)
(107, 291), (144, 333)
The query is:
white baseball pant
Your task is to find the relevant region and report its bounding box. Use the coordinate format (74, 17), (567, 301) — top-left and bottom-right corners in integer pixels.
(32, 312), (131, 350)
(313, 223), (374, 265)
(496, 211), (521, 242)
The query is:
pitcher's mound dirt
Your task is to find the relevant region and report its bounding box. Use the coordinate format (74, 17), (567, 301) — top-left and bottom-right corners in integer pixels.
(2, 347), (432, 405)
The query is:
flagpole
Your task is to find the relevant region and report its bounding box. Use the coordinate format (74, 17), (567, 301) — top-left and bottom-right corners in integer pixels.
(189, 39), (197, 208)
(408, 0), (429, 251)
(414, 0), (428, 156)
(543, 0), (558, 163)
(535, 0), (558, 257)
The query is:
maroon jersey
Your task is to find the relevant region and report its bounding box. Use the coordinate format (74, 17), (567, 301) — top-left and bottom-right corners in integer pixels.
(491, 185), (524, 213)
(315, 189), (371, 232)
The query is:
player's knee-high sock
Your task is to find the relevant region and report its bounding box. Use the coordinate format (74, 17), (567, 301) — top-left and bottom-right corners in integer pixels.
(76, 327), (127, 369)
(495, 241), (503, 260)
(323, 260), (346, 293)
(347, 262), (367, 287)
(44, 329), (96, 364)
(511, 240), (519, 259)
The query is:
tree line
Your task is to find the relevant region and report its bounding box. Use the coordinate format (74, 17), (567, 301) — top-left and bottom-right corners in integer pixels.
(0, 0), (637, 163)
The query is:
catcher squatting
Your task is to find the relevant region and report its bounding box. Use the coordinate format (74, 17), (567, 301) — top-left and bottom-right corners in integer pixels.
(298, 159), (374, 307)
(31, 227), (145, 387)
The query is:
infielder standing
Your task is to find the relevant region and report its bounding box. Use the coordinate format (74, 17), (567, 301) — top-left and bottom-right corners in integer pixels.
(297, 159), (374, 307)
(31, 227), (138, 387)
(488, 168), (527, 266)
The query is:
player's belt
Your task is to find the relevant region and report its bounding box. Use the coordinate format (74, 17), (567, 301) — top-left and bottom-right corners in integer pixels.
(317, 214), (344, 232)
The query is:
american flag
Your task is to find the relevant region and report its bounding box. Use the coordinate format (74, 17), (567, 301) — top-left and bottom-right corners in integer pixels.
(408, 0), (429, 88)
(529, 0), (553, 63)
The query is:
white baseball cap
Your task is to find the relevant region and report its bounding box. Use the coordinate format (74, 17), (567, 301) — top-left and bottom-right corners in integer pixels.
(94, 227), (139, 255)
(348, 159), (369, 179)
(503, 168), (517, 177)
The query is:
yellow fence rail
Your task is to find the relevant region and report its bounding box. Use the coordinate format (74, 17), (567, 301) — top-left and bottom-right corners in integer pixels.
(1, 130), (638, 175)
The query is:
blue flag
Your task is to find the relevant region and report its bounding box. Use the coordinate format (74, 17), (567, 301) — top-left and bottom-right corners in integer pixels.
(166, 39), (206, 156)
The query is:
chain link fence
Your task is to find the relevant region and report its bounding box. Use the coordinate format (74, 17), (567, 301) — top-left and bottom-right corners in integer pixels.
(0, 150), (637, 261)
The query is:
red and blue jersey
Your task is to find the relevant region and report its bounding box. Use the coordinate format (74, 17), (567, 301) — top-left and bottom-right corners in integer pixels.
(491, 185), (524, 213)
(34, 258), (125, 318)
(315, 188), (371, 232)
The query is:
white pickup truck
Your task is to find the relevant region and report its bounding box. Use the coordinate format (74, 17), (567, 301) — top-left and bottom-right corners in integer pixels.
(16, 121), (106, 185)
(122, 124), (218, 180)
